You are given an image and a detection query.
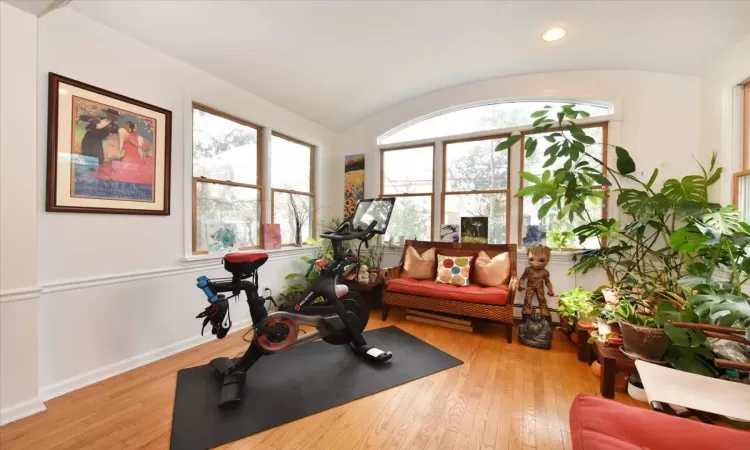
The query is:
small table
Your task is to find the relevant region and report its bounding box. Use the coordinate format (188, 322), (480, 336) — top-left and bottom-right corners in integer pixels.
(341, 280), (383, 308)
(586, 342), (637, 399)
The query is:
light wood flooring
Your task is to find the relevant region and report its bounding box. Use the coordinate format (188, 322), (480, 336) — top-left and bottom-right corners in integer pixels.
(0, 308), (644, 449)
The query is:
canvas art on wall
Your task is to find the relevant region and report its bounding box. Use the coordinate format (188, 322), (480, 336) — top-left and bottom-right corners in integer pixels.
(263, 224), (282, 250)
(344, 154), (365, 221)
(440, 224), (460, 243)
(460, 217), (489, 243)
(46, 73), (172, 214)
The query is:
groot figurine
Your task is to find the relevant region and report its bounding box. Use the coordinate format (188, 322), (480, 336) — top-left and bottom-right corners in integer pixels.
(519, 244), (554, 318)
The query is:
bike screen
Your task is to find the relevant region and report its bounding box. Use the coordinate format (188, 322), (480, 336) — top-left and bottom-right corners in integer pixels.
(352, 198), (395, 234)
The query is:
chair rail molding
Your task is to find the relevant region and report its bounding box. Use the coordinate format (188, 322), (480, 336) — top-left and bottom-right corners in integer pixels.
(0, 286), (42, 303)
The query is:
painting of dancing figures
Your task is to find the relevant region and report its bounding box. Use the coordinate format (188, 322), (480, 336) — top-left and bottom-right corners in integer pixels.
(47, 73), (171, 214)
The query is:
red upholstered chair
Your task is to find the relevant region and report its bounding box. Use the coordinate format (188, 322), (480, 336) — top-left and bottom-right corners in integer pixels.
(569, 394), (750, 450)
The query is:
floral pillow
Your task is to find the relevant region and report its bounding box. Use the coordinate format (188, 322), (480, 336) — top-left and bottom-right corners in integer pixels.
(435, 254), (474, 287)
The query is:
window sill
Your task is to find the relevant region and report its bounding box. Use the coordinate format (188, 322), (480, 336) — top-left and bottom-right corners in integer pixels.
(181, 245), (320, 267)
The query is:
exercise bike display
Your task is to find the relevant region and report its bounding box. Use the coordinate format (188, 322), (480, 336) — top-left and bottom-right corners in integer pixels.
(194, 197), (396, 408)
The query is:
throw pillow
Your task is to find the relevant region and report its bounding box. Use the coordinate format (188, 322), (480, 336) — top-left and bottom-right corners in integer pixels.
(473, 250), (510, 287)
(402, 246), (436, 280)
(435, 254), (474, 287)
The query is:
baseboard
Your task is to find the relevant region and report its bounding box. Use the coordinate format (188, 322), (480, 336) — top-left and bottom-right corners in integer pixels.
(0, 397), (47, 426)
(40, 318), (252, 401)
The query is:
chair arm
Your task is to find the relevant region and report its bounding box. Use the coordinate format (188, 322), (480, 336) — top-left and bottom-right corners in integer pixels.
(507, 276), (519, 302)
(382, 266), (402, 285)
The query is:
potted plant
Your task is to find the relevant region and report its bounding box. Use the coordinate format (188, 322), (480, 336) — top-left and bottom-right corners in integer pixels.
(614, 301), (670, 361)
(558, 287), (598, 332)
(547, 228), (575, 251)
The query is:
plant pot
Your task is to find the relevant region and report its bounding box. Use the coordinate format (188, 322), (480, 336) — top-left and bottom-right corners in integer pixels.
(619, 322), (669, 361)
(577, 320), (597, 331)
(627, 374), (648, 402)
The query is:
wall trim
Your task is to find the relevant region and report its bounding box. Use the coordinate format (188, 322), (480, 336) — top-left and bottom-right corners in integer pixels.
(40, 247), (317, 294)
(0, 396), (47, 426)
(39, 318), (253, 401)
(0, 286), (41, 303)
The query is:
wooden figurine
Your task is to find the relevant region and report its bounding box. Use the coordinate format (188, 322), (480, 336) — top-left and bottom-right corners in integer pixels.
(519, 244), (554, 319)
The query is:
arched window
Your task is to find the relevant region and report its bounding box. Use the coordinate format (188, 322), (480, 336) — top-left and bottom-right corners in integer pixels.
(379, 100), (611, 145)
(378, 99), (613, 248)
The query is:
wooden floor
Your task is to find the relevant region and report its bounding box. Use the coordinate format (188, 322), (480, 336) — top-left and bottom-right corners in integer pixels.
(0, 309), (644, 450)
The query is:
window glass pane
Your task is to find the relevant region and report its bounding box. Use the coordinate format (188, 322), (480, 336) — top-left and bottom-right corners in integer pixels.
(522, 196), (602, 249)
(444, 193), (506, 244)
(380, 102), (610, 144)
(738, 175), (750, 222)
(271, 135), (312, 192)
(195, 182), (260, 253)
(445, 138), (508, 191)
(384, 196), (432, 242)
(274, 192), (313, 245)
(524, 126), (603, 175)
(193, 108), (258, 185)
(382, 147), (433, 194)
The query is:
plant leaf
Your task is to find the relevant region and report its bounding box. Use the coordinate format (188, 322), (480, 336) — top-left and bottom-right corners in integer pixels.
(615, 147), (636, 175)
(495, 135), (521, 152)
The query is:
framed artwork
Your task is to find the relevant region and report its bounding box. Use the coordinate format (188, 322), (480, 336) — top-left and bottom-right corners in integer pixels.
(263, 224), (282, 250)
(440, 224), (460, 243)
(461, 217), (489, 244)
(344, 154), (365, 221)
(46, 73), (172, 214)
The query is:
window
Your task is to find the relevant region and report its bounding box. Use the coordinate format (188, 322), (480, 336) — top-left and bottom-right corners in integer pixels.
(379, 101), (610, 144)
(734, 82), (750, 219)
(443, 136), (510, 243)
(519, 124), (608, 248)
(380, 145), (434, 241)
(192, 104), (262, 254)
(378, 100), (612, 248)
(271, 132), (315, 245)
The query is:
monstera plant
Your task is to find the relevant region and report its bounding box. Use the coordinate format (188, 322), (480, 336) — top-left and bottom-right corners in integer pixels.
(495, 104), (750, 376)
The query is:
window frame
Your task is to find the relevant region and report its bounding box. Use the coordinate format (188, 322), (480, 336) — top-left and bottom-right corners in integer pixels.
(517, 121), (610, 247)
(733, 81), (750, 206)
(441, 133), (512, 244)
(379, 143), (436, 241)
(191, 102), (264, 255)
(270, 131), (317, 246)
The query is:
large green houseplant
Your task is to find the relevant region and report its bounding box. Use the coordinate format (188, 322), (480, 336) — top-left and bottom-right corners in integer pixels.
(495, 105), (749, 375)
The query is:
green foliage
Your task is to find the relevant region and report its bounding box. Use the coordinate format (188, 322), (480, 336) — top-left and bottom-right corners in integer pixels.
(557, 288), (598, 325)
(612, 301), (656, 327)
(546, 228), (575, 250)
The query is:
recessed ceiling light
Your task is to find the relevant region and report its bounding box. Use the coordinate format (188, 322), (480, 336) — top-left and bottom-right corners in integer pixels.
(542, 28), (566, 42)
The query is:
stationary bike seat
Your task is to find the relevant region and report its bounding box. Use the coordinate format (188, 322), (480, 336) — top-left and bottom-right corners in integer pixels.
(223, 252), (268, 278)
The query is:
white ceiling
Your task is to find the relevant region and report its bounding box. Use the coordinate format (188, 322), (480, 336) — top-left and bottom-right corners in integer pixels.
(68, 0), (750, 131)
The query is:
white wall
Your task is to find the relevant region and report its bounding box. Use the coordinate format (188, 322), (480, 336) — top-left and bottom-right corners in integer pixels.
(32, 8), (333, 400)
(331, 70), (702, 314)
(700, 33), (750, 204)
(0, 2), (44, 425)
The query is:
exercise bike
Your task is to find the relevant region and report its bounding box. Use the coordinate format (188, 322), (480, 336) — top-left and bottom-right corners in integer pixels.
(194, 197), (396, 408)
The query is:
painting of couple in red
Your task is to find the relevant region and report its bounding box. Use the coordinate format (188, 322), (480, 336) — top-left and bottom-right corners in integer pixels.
(72, 97), (157, 201)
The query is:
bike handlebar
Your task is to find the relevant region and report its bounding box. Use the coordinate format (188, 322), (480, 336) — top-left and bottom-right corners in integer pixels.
(320, 220), (377, 242)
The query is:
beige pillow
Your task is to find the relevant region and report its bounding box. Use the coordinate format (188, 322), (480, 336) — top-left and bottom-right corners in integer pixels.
(402, 246), (436, 280)
(473, 251), (510, 287)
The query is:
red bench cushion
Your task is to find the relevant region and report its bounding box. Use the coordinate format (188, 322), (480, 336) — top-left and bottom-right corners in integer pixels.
(387, 277), (509, 306)
(569, 394), (750, 450)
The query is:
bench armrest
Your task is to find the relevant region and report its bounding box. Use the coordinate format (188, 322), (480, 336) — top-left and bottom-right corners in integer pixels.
(382, 266), (402, 284)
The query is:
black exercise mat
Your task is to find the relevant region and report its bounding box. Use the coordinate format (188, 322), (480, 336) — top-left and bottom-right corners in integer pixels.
(170, 326), (462, 449)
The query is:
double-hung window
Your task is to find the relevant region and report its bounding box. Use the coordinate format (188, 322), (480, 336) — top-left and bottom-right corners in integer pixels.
(192, 103), (262, 254)
(734, 81), (750, 219)
(380, 145), (434, 242)
(271, 132), (315, 245)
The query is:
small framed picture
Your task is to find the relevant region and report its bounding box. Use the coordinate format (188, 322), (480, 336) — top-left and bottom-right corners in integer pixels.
(46, 73), (172, 215)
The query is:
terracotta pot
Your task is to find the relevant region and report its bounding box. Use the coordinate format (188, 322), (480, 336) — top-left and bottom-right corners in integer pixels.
(577, 320), (597, 331)
(619, 322), (669, 361)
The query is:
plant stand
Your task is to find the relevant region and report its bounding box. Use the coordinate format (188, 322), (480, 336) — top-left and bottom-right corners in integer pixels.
(341, 279), (383, 309)
(587, 342), (636, 399)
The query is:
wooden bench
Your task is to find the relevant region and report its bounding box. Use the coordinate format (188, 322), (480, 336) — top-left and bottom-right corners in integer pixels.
(381, 240), (518, 342)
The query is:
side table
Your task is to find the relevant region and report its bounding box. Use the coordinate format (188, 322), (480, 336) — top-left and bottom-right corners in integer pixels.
(586, 342), (637, 399)
(341, 280), (383, 309)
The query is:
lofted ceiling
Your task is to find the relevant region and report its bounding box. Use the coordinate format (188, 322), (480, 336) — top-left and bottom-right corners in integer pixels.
(68, 0), (750, 131)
